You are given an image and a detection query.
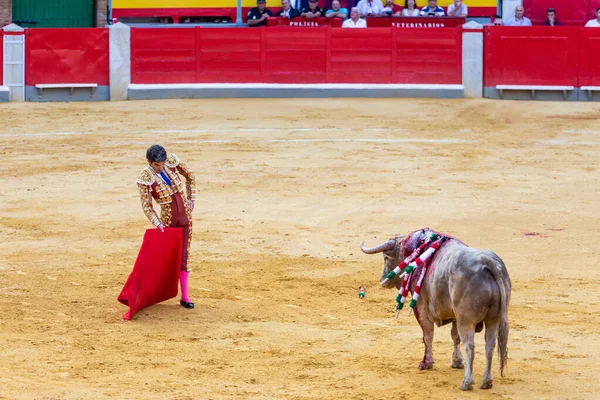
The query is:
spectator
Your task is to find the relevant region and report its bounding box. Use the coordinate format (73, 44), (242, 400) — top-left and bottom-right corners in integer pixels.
(543, 8), (562, 26)
(343, 7), (367, 27)
(381, 0), (402, 16)
(276, 0), (301, 18)
(420, 0), (445, 17)
(247, 0), (273, 26)
(301, 0), (324, 18)
(505, 6), (531, 26)
(447, 0), (468, 17)
(402, 0), (420, 16)
(291, 0), (303, 11)
(491, 15), (504, 25)
(357, 0), (384, 17)
(585, 8), (600, 27)
(326, 0), (349, 19)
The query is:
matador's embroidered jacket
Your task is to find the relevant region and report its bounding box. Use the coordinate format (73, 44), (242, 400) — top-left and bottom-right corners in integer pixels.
(136, 154), (196, 227)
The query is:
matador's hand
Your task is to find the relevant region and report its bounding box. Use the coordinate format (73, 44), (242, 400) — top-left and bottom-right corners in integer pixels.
(157, 224), (165, 232)
(188, 199), (195, 212)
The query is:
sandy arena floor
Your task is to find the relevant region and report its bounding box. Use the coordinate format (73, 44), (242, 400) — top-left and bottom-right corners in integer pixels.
(0, 98), (599, 400)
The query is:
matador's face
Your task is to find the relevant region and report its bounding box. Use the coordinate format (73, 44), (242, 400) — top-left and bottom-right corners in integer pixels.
(148, 160), (165, 174)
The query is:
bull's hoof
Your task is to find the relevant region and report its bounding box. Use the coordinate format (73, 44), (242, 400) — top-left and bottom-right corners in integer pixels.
(459, 381), (474, 391)
(480, 380), (493, 390)
(419, 361), (434, 370)
(451, 360), (464, 369)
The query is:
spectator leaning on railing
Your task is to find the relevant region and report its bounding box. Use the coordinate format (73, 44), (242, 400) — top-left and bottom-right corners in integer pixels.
(357, 0), (384, 17)
(543, 7), (562, 26)
(505, 5), (531, 26)
(301, 0), (324, 18)
(420, 0), (445, 17)
(447, 0), (467, 18)
(326, 0), (349, 19)
(343, 7), (368, 27)
(585, 8), (600, 27)
(247, 0), (273, 26)
(276, 0), (301, 18)
(381, 0), (402, 16)
(402, 0), (420, 16)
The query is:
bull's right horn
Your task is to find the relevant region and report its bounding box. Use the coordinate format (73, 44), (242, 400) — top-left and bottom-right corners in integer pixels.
(360, 239), (395, 254)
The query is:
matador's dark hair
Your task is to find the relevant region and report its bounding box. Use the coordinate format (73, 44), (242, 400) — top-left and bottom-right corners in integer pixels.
(146, 144), (167, 163)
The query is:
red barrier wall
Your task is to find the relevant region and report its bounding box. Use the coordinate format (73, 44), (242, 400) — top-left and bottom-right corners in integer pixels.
(579, 28), (600, 86)
(25, 28), (109, 86)
(267, 17), (340, 27)
(131, 26), (461, 84)
(266, 16), (465, 28)
(131, 28), (197, 84)
(483, 26), (579, 87)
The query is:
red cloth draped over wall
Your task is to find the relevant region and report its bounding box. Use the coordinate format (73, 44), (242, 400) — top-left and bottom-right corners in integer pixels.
(118, 228), (183, 319)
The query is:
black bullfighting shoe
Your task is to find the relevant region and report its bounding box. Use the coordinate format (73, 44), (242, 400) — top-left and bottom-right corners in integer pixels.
(180, 300), (195, 309)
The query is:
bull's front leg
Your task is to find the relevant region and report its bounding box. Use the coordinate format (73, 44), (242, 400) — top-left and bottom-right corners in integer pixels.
(451, 321), (464, 369)
(414, 308), (435, 370)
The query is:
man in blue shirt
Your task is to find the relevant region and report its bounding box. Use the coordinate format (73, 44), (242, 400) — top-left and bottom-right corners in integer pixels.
(420, 0), (445, 16)
(326, 0), (349, 19)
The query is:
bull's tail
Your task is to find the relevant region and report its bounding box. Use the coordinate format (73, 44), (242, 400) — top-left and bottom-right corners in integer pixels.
(483, 252), (511, 377)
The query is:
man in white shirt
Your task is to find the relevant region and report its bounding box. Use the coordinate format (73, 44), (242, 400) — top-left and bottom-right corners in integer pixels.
(343, 7), (367, 27)
(585, 8), (600, 27)
(505, 5), (532, 26)
(356, 0), (383, 17)
(447, 0), (468, 17)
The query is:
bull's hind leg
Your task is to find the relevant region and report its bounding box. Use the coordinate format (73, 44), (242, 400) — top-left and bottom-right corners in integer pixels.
(457, 322), (476, 391)
(480, 320), (499, 389)
(418, 318), (435, 370)
(451, 321), (464, 369)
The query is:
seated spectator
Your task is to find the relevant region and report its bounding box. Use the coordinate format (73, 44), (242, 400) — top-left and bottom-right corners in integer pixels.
(247, 0), (273, 26)
(276, 0), (301, 18)
(491, 15), (503, 25)
(402, 0), (420, 16)
(585, 8), (600, 27)
(357, 0), (383, 17)
(291, 0), (302, 10)
(343, 7), (367, 27)
(301, 0), (324, 18)
(505, 6), (531, 26)
(420, 0), (445, 17)
(447, 0), (467, 17)
(543, 8), (562, 26)
(381, 0), (402, 16)
(326, 0), (349, 19)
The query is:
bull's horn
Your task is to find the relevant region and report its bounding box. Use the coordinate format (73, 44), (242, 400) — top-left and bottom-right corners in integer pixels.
(360, 239), (395, 254)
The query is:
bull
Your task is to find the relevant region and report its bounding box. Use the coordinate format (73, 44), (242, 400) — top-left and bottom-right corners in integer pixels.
(360, 228), (511, 390)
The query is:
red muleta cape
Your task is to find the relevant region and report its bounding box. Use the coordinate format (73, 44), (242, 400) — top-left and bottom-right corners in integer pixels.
(118, 228), (183, 320)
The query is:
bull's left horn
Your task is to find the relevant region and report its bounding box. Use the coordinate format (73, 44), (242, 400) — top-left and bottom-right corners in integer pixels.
(360, 239), (395, 254)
